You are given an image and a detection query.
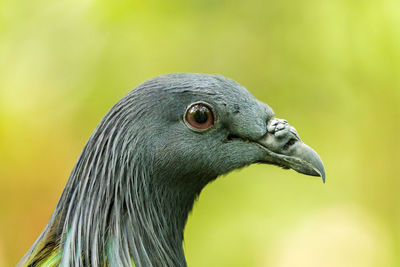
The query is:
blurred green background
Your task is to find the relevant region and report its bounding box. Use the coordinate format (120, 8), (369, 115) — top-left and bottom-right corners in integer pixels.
(1, 0), (399, 266)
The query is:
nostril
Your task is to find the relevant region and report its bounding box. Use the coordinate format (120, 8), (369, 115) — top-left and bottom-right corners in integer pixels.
(283, 138), (297, 151)
(276, 124), (285, 130)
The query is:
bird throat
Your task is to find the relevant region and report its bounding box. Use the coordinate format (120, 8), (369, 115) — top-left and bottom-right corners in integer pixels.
(124, 176), (202, 267)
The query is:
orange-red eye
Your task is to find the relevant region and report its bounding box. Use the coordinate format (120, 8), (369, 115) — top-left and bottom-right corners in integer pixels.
(185, 103), (214, 131)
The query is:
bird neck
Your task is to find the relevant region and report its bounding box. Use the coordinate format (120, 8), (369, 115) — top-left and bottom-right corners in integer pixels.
(20, 110), (212, 266)
(21, 162), (201, 267)
(123, 175), (201, 267)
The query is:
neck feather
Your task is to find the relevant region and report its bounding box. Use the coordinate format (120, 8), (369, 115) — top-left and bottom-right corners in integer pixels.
(20, 115), (203, 267)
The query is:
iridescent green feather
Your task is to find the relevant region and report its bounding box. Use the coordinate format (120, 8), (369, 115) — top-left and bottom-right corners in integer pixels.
(38, 252), (62, 267)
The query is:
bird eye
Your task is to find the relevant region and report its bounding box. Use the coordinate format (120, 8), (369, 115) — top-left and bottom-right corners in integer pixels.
(184, 102), (214, 131)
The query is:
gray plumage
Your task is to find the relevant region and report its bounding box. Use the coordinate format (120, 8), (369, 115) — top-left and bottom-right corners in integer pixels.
(19, 73), (325, 267)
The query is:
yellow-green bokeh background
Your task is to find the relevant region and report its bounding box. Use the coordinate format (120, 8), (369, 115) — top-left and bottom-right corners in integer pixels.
(1, 0), (400, 266)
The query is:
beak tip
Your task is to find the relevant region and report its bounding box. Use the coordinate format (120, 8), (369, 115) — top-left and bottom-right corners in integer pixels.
(319, 164), (326, 183)
(316, 163), (325, 183)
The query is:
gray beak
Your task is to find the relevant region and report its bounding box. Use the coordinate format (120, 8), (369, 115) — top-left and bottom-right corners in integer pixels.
(257, 118), (326, 182)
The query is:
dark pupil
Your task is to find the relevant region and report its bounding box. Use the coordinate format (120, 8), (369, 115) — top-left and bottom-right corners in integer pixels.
(193, 107), (208, 124)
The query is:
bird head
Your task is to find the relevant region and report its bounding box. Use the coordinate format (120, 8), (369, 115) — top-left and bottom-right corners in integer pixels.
(19, 73), (325, 267)
(127, 73), (325, 190)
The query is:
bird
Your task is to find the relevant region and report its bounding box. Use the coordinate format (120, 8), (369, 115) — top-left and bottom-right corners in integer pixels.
(18, 73), (325, 267)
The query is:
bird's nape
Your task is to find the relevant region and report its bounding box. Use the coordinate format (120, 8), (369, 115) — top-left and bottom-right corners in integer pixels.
(18, 73), (325, 267)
